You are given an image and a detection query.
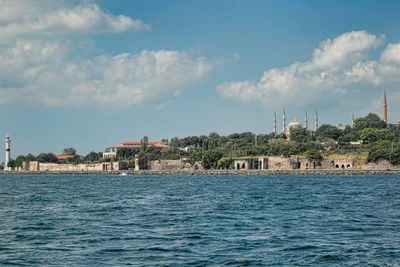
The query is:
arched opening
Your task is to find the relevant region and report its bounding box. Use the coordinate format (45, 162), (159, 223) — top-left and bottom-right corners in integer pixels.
(306, 163), (309, 169)
(341, 164), (345, 169)
(241, 163), (246, 169)
(313, 162), (316, 169)
(335, 164), (339, 168)
(297, 162), (301, 169)
(237, 163), (240, 170)
(259, 160), (262, 169)
(347, 164), (351, 168)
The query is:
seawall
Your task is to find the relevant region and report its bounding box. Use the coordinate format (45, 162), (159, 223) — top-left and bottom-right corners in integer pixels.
(2, 170), (400, 175)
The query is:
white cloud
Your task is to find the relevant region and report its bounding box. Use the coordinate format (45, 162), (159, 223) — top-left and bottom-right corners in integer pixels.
(0, 1), (216, 107)
(217, 31), (400, 108)
(0, 0), (150, 42)
(0, 40), (213, 106)
(380, 43), (400, 64)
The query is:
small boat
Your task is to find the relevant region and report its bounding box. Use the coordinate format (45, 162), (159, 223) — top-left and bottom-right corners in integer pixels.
(119, 172), (128, 176)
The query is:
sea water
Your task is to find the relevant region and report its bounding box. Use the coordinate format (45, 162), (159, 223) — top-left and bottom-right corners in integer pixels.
(1, 174), (400, 266)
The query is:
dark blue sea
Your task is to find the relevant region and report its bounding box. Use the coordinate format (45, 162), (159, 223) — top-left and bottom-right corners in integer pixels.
(1, 174), (400, 266)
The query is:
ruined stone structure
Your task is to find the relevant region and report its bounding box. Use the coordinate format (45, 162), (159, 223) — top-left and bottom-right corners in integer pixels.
(233, 156), (293, 170)
(232, 155), (368, 171)
(22, 161), (120, 172)
(148, 160), (203, 171)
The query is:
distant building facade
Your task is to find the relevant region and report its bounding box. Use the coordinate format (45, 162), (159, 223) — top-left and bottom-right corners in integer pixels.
(103, 141), (168, 159)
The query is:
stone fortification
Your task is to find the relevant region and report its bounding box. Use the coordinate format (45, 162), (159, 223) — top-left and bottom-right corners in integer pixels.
(232, 154), (399, 171)
(148, 159), (203, 171)
(22, 161), (120, 172)
(361, 159), (400, 170)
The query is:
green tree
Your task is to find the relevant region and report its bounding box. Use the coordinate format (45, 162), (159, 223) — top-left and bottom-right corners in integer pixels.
(84, 151), (99, 162)
(37, 153), (58, 163)
(290, 128), (313, 142)
(303, 149), (323, 160)
(354, 113), (386, 131)
(360, 128), (392, 144)
(7, 158), (16, 168)
(315, 124), (342, 140)
(62, 147), (77, 156)
(170, 137), (179, 148)
(217, 157), (233, 169)
(202, 150), (223, 169)
(15, 155), (26, 167)
(367, 140), (400, 165)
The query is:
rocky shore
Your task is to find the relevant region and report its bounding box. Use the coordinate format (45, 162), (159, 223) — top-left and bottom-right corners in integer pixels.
(2, 169), (400, 175)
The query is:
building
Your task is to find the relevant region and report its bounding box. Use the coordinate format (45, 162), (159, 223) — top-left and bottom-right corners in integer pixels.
(4, 135), (11, 171)
(276, 109), (318, 139)
(103, 141), (168, 159)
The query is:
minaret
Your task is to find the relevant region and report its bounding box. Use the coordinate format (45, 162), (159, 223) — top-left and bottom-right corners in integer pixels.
(5, 135), (10, 171)
(282, 108), (286, 133)
(273, 109), (277, 135)
(383, 90), (387, 123)
(314, 108), (318, 131)
(352, 113), (354, 128)
(305, 111), (308, 129)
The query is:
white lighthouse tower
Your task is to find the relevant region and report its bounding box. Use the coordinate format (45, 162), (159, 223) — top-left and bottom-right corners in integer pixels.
(5, 135), (11, 171)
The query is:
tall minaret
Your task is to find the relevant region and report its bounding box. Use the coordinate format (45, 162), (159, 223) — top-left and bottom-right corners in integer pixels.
(352, 113), (354, 128)
(305, 111), (308, 129)
(383, 90), (387, 123)
(273, 109), (277, 135)
(314, 108), (318, 131)
(282, 108), (286, 133)
(5, 135), (10, 171)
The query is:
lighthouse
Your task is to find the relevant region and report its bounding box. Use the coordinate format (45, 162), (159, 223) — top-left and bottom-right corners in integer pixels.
(5, 135), (10, 171)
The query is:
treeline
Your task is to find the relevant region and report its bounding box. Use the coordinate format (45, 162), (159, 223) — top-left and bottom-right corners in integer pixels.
(7, 113), (400, 170)
(7, 148), (105, 168)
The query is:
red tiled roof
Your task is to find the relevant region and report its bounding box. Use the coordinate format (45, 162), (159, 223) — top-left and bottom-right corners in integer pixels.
(57, 155), (74, 160)
(113, 141), (168, 149)
(32, 155), (74, 160)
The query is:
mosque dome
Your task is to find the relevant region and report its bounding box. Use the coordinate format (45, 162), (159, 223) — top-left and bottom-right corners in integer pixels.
(287, 119), (302, 133)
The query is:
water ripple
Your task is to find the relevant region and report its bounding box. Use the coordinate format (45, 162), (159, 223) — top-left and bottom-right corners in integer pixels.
(1, 174), (400, 265)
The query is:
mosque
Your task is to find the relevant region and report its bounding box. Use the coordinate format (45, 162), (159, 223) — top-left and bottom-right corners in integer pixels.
(273, 108), (318, 139)
(273, 90), (393, 140)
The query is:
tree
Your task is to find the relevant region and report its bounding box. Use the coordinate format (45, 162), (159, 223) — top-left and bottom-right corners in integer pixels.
(15, 155), (26, 167)
(202, 150), (223, 169)
(141, 136), (149, 151)
(170, 137), (179, 148)
(290, 128), (313, 143)
(354, 113), (386, 131)
(367, 140), (400, 165)
(62, 147), (77, 156)
(360, 128), (392, 144)
(315, 124), (342, 140)
(7, 158), (16, 168)
(217, 157), (233, 169)
(303, 149), (323, 160)
(37, 153), (58, 163)
(85, 151), (99, 162)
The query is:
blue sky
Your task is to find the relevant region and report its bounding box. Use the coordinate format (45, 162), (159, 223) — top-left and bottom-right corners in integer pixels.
(1, 0), (400, 160)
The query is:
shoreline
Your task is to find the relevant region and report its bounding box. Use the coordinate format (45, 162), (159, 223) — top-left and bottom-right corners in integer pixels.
(1, 170), (400, 175)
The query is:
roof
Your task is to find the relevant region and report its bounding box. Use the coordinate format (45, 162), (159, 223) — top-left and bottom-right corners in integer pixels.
(115, 141), (168, 148)
(57, 155), (74, 160)
(33, 155), (74, 160)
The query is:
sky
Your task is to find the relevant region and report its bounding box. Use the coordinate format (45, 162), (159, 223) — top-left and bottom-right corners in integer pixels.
(1, 0), (400, 160)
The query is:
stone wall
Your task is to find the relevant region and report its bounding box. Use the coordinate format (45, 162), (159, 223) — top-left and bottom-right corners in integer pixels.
(22, 161), (120, 172)
(148, 160), (203, 171)
(232, 154), (376, 171)
(361, 159), (400, 170)
(267, 156), (296, 170)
